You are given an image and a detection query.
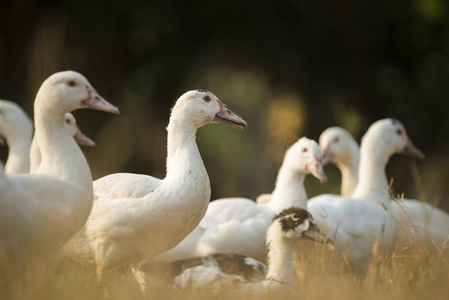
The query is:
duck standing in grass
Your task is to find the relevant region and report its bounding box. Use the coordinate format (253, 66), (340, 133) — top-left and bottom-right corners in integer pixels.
(61, 90), (247, 288)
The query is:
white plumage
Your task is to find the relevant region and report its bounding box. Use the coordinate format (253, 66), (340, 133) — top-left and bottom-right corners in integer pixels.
(61, 90), (247, 281)
(0, 99), (94, 175)
(0, 71), (118, 278)
(0, 100), (33, 174)
(29, 112), (95, 173)
(308, 119), (427, 274)
(316, 125), (449, 251)
(319, 126), (359, 197)
(155, 137), (327, 263)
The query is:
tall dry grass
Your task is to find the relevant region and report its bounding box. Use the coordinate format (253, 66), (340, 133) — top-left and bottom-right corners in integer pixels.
(16, 240), (446, 300)
(2, 176), (448, 300)
(3, 220), (447, 300)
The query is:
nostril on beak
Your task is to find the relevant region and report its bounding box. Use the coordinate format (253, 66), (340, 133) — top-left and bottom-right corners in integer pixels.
(95, 96), (100, 100)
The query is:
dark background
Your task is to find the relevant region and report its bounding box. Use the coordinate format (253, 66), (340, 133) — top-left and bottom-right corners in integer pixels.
(1, 0), (448, 210)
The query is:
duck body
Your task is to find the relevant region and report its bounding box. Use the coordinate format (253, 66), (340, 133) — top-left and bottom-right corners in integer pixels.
(134, 253), (267, 291)
(61, 90), (247, 272)
(65, 141), (211, 268)
(308, 195), (394, 274)
(93, 173), (161, 200)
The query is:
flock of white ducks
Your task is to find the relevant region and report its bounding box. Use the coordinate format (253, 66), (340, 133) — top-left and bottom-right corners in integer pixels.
(314, 125), (449, 252)
(0, 70), (448, 298)
(154, 137), (327, 264)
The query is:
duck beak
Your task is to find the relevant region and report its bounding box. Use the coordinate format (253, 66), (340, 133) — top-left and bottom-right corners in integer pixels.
(307, 154), (328, 183)
(74, 126), (95, 147)
(213, 100), (247, 131)
(320, 145), (333, 166)
(403, 137), (425, 160)
(82, 86), (120, 114)
(302, 222), (334, 245)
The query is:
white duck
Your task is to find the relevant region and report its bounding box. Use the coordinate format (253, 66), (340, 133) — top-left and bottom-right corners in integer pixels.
(307, 119), (425, 274)
(319, 127), (359, 197)
(155, 137), (327, 263)
(134, 207), (332, 294)
(0, 71), (118, 274)
(256, 126), (358, 204)
(0, 99), (94, 174)
(318, 126), (449, 250)
(0, 100), (33, 174)
(29, 112), (95, 173)
(61, 90), (247, 283)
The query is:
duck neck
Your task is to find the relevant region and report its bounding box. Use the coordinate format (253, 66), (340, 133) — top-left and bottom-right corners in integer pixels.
(4, 132), (32, 174)
(29, 137), (41, 173)
(163, 115), (210, 206)
(165, 117), (207, 180)
(266, 233), (296, 287)
(352, 142), (389, 203)
(267, 163), (307, 213)
(33, 104), (92, 189)
(337, 147), (359, 197)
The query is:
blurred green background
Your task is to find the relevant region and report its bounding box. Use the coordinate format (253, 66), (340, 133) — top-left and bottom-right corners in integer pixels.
(0, 0), (448, 210)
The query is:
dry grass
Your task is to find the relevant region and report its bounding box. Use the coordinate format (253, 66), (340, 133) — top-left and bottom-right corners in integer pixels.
(2, 176), (449, 300)
(2, 232), (447, 300)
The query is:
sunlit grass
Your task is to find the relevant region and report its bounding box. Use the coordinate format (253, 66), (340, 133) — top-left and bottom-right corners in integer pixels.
(4, 229), (447, 300)
(3, 175), (449, 300)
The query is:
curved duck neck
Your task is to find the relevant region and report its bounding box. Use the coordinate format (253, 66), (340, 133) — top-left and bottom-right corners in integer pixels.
(267, 162), (307, 213)
(337, 146), (360, 197)
(352, 140), (389, 204)
(5, 133), (32, 174)
(33, 103), (92, 189)
(161, 114), (210, 210)
(165, 116), (207, 181)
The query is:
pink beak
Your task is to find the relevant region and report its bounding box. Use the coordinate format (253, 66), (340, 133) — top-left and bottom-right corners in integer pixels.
(74, 126), (95, 147)
(320, 145), (333, 166)
(403, 137), (425, 160)
(82, 86), (120, 114)
(213, 99), (247, 131)
(307, 154), (328, 183)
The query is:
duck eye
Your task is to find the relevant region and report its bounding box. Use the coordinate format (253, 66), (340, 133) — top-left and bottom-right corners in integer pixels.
(334, 137), (339, 143)
(292, 213), (299, 221)
(67, 80), (76, 87)
(203, 95), (211, 103)
(65, 118), (71, 125)
(396, 129), (403, 135)
(302, 147), (308, 153)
